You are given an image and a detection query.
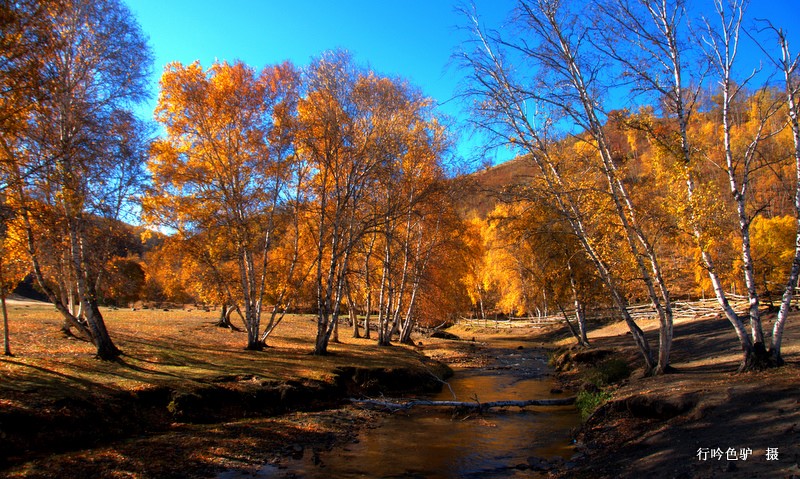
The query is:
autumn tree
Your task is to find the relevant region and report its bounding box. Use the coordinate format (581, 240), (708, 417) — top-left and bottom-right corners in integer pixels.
(485, 200), (598, 346)
(458, 0), (674, 374)
(411, 199), (475, 328)
(294, 51), (367, 355)
(296, 51), (451, 352)
(459, 216), (496, 320)
(4, 0), (152, 359)
(146, 59), (301, 350)
(761, 23), (800, 365)
(298, 52), (388, 353)
(362, 77), (450, 346)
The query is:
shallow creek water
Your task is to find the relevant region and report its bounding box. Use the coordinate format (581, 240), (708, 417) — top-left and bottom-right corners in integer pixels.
(222, 341), (580, 479)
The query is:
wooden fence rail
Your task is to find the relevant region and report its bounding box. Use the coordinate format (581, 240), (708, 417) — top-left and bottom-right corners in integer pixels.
(456, 294), (796, 329)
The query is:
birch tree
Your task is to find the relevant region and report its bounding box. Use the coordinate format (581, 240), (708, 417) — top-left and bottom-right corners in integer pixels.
(298, 51), (378, 355)
(5, 0), (152, 359)
(147, 60), (301, 350)
(762, 25), (800, 366)
(596, 0), (784, 370)
(699, 0), (782, 362)
(458, 0), (674, 374)
(298, 51), (449, 353)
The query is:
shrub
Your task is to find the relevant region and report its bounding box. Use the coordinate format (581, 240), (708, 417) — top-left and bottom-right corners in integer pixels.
(575, 389), (612, 420)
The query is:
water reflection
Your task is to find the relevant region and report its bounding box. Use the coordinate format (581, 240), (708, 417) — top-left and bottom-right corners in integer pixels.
(284, 346), (579, 479)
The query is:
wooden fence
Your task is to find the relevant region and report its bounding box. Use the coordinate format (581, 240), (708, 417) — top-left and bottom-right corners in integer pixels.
(455, 294), (795, 329)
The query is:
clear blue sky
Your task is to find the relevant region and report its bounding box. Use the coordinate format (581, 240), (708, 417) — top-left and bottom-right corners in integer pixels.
(127, 0), (515, 165)
(127, 0), (800, 166)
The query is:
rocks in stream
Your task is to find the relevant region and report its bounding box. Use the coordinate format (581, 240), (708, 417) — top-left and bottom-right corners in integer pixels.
(513, 456), (564, 472)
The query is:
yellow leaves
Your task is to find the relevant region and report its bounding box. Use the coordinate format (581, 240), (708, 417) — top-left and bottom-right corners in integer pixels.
(0, 219), (30, 289)
(750, 215), (798, 287)
(572, 137), (598, 158)
(698, 120), (720, 143)
(139, 228), (154, 245)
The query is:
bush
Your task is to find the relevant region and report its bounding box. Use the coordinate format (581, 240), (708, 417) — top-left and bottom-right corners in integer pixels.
(575, 389), (612, 420)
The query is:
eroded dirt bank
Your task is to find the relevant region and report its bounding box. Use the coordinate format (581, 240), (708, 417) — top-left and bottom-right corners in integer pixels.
(524, 312), (800, 479)
(0, 305), (457, 478)
(0, 361), (452, 478)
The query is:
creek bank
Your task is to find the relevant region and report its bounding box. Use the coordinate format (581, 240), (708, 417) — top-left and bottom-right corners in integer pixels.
(272, 336), (580, 479)
(543, 314), (800, 479)
(0, 360), (452, 471)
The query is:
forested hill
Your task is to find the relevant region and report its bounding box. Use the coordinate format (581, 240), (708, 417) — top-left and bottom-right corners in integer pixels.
(458, 156), (536, 218)
(13, 217), (158, 304)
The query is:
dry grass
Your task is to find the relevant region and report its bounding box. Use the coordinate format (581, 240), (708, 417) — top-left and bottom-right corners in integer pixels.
(0, 300), (431, 408)
(0, 299), (454, 478)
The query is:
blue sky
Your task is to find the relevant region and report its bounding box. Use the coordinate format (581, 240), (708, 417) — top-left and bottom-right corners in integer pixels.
(127, 0), (515, 164)
(127, 0), (800, 166)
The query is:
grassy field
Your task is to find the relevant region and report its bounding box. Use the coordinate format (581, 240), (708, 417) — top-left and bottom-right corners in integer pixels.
(4, 298), (799, 479)
(0, 300), (440, 401)
(0, 299), (458, 478)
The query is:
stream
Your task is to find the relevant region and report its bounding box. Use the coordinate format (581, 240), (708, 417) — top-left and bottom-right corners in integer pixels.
(222, 341), (580, 479)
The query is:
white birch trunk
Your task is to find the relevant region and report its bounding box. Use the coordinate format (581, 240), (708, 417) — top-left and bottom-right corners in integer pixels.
(771, 29), (800, 365)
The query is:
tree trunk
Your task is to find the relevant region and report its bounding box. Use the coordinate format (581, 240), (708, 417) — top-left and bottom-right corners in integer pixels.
(215, 304), (237, 330)
(350, 308), (360, 339)
(363, 308), (372, 340)
(360, 233), (376, 340)
(347, 284), (360, 339)
(576, 302), (589, 347)
(772, 252), (798, 367)
(703, 248), (755, 370)
(377, 236), (392, 346)
(477, 288), (486, 321)
(83, 299), (120, 360)
(245, 314), (263, 350)
(0, 270), (11, 356)
(567, 261), (590, 347)
(771, 29), (800, 366)
(67, 214), (120, 360)
(559, 306), (585, 347)
(331, 312), (340, 343)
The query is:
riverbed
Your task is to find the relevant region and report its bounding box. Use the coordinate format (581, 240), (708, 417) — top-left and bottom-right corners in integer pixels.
(236, 340), (580, 478)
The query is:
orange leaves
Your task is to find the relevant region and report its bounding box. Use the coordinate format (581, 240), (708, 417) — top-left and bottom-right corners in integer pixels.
(147, 58), (307, 347)
(148, 59), (299, 231)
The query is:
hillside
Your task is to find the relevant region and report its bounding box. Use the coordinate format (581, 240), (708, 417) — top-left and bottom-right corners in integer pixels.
(458, 155), (536, 218)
